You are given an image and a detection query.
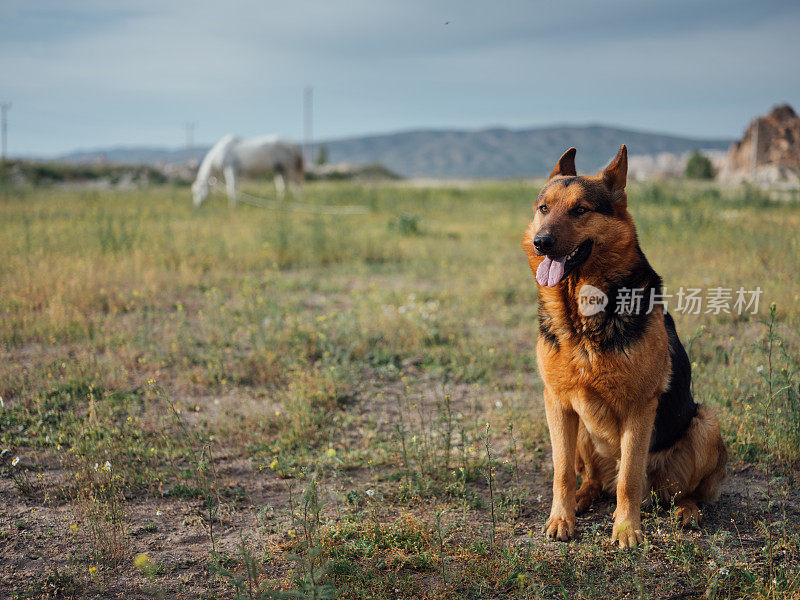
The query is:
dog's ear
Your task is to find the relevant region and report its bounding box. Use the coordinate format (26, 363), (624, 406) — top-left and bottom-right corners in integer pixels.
(600, 145), (627, 192)
(548, 147), (577, 180)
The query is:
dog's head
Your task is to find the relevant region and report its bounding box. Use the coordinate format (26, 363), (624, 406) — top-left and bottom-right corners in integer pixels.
(523, 145), (636, 287)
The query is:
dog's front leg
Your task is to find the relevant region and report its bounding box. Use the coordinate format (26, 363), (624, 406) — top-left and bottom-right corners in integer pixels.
(543, 388), (578, 541)
(611, 399), (656, 548)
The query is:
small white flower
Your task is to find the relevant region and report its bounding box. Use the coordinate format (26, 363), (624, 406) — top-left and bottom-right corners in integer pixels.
(103, 461), (112, 471)
(756, 365), (764, 373)
(12, 456), (20, 466)
(1, 448), (8, 457)
(719, 567), (730, 576)
(495, 401), (503, 408)
(536, 494), (543, 503)
(94, 463), (99, 471)
(156, 510), (163, 516)
(366, 489), (375, 497)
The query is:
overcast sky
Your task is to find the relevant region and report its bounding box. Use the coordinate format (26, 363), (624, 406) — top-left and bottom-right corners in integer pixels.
(1, 0), (799, 156)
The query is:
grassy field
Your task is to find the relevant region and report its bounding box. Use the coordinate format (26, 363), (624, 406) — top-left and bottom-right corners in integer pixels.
(1, 179), (799, 599)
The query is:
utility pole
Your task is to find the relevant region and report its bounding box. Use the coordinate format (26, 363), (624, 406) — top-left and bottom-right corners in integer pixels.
(303, 86), (313, 167)
(1, 102), (11, 162)
(184, 121), (197, 163)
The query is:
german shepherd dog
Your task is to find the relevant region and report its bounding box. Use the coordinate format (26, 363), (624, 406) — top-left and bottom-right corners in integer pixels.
(522, 146), (728, 548)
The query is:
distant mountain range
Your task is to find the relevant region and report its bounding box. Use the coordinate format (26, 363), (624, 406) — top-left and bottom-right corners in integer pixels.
(56, 125), (733, 178)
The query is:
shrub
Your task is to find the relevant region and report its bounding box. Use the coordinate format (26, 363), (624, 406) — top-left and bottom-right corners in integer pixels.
(684, 151), (714, 179)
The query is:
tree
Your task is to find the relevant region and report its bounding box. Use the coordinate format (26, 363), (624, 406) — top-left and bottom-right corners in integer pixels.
(685, 151), (714, 180)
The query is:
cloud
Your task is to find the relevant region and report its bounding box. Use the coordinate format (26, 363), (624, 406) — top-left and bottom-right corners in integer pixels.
(1, 0), (798, 154)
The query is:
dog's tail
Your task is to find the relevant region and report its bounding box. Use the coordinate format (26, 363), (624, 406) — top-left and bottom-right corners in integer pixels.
(692, 407), (728, 503)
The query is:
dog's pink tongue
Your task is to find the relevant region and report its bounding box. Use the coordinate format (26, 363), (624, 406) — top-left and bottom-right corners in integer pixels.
(536, 256), (566, 287)
(536, 257), (551, 286)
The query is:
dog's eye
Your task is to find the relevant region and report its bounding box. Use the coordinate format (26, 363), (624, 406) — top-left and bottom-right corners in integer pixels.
(575, 206), (588, 215)
(539, 205), (549, 214)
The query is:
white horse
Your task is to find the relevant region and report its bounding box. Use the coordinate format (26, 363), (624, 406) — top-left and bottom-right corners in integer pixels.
(192, 134), (304, 207)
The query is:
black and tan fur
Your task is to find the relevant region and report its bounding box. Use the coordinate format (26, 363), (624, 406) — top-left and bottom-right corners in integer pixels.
(522, 146), (727, 548)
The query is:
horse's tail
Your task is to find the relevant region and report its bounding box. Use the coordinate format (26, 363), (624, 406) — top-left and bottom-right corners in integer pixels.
(294, 152), (305, 184)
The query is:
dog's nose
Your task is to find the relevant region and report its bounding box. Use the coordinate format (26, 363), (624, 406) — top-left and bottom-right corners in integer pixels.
(533, 233), (556, 253)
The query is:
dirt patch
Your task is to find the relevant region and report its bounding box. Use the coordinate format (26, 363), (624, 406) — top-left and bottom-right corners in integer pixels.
(2, 433), (797, 598)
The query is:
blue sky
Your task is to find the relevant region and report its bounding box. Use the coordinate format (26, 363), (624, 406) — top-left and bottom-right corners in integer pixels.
(1, 0), (799, 156)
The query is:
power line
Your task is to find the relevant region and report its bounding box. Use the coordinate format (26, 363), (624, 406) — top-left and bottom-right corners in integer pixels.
(0, 102), (11, 162)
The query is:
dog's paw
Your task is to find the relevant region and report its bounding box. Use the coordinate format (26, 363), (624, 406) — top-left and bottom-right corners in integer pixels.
(675, 503), (702, 529)
(543, 514), (575, 542)
(575, 482), (601, 514)
(611, 517), (644, 549)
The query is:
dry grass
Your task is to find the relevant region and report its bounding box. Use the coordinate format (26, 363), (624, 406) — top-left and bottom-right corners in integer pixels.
(0, 179), (799, 599)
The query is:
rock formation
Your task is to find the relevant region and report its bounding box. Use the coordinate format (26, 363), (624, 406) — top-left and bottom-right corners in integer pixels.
(718, 104), (800, 186)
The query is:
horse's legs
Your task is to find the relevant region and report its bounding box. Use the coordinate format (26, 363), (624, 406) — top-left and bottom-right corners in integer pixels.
(223, 165), (238, 207)
(290, 168), (303, 200)
(274, 173), (286, 201)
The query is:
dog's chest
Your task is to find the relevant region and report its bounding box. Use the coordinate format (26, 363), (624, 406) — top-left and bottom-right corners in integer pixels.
(538, 315), (669, 419)
(542, 349), (636, 452)
(539, 296), (667, 390)
(543, 342), (634, 402)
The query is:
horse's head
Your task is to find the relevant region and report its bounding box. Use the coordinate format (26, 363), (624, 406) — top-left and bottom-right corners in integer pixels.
(192, 178), (210, 207)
